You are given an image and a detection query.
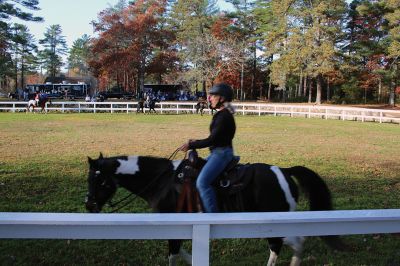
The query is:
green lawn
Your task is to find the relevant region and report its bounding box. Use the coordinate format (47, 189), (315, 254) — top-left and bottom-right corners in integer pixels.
(0, 113), (399, 265)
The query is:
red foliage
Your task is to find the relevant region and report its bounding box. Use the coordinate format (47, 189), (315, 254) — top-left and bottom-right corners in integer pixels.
(89, 0), (170, 91)
(25, 74), (43, 84)
(359, 71), (379, 91)
(211, 16), (233, 40)
(395, 87), (400, 95)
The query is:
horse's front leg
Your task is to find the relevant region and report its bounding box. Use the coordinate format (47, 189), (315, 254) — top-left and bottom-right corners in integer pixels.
(168, 239), (192, 265)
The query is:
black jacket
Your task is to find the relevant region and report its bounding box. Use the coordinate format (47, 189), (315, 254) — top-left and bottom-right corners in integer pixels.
(189, 108), (236, 150)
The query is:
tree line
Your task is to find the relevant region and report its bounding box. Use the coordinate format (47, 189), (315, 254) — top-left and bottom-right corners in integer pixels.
(0, 0), (399, 104)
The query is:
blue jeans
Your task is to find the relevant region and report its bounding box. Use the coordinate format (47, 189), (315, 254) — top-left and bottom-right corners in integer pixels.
(196, 147), (234, 212)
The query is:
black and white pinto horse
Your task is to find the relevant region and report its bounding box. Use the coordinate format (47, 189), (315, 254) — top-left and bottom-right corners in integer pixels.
(26, 97), (51, 113)
(85, 152), (343, 266)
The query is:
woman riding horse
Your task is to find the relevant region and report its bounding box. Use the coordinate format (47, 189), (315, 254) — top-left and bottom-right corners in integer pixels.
(85, 152), (343, 266)
(27, 92), (51, 112)
(179, 83), (236, 213)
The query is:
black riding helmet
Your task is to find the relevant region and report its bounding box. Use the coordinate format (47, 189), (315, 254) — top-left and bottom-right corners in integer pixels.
(209, 83), (233, 102)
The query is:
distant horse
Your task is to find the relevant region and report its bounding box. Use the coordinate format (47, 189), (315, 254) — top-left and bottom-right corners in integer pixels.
(208, 101), (216, 115)
(137, 99), (144, 113)
(26, 96), (51, 113)
(195, 101), (207, 116)
(147, 98), (159, 113)
(85, 151), (344, 266)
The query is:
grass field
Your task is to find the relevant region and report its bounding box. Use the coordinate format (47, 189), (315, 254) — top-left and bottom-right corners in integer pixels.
(0, 112), (399, 265)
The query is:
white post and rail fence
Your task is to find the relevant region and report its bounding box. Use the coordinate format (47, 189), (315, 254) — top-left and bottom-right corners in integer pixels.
(1, 210), (400, 265)
(1, 101), (399, 124)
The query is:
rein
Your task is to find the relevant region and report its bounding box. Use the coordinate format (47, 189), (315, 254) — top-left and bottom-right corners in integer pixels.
(106, 148), (184, 213)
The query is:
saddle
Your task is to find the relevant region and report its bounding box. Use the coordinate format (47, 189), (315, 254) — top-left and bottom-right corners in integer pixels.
(187, 149), (251, 193)
(176, 150), (252, 212)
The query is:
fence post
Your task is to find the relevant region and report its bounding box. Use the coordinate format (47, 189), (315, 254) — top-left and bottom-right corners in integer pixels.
(12, 103), (16, 113)
(258, 105), (261, 116)
(78, 103), (81, 113)
(325, 108), (328, 120)
(62, 103), (65, 113)
(380, 111), (382, 123)
(94, 103), (96, 113)
(192, 224), (210, 266)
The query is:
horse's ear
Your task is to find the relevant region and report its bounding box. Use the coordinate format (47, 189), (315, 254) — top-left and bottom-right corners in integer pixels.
(88, 156), (95, 167)
(99, 152), (103, 159)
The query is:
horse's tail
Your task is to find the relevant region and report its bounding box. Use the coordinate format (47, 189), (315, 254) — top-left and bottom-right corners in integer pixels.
(287, 166), (346, 251)
(287, 166), (332, 211)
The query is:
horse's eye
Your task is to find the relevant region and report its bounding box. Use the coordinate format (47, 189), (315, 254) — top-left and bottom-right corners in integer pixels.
(178, 173), (184, 178)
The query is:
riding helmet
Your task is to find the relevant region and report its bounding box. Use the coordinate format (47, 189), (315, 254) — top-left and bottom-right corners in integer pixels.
(209, 83), (233, 102)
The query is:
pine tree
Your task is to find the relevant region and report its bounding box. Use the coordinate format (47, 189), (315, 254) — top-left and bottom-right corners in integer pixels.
(39, 24), (68, 78)
(10, 23), (38, 91)
(169, 0), (219, 92)
(68, 34), (91, 76)
(0, 0), (43, 25)
(0, 0), (42, 91)
(383, 0), (400, 105)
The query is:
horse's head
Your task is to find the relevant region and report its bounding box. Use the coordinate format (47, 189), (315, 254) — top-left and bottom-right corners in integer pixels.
(85, 153), (117, 213)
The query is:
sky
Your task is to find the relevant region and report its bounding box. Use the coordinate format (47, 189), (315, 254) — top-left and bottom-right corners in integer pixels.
(13, 0), (233, 49)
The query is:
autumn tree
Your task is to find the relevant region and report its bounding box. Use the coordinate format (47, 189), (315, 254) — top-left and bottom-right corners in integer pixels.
(90, 0), (171, 95)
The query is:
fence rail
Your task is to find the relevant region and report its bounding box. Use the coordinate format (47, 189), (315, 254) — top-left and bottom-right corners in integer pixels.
(1, 101), (400, 124)
(1, 210), (400, 265)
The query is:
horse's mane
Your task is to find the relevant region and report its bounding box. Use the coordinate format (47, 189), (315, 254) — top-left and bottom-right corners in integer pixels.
(99, 155), (178, 209)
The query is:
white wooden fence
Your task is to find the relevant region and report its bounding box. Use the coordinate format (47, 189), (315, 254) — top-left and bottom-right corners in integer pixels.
(1, 210), (400, 265)
(1, 101), (400, 124)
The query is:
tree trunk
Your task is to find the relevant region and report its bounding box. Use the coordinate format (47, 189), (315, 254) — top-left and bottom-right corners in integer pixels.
(298, 69), (303, 97)
(20, 59), (25, 92)
(389, 79), (395, 106)
(252, 41), (256, 100)
(303, 75), (307, 98)
(138, 61), (145, 98)
(378, 77), (382, 103)
(315, 73), (322, 104)
(267, 78), (272, 100)
(327, 77), (330, 102)
(240, 62), (244, 101)
(308, 78), (312, 103)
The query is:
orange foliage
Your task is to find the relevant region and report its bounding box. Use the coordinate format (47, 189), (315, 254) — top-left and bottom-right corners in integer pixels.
(25, 74), (44, 84)
(211, 16), (233, 40)
(89, 0), (169, 91)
